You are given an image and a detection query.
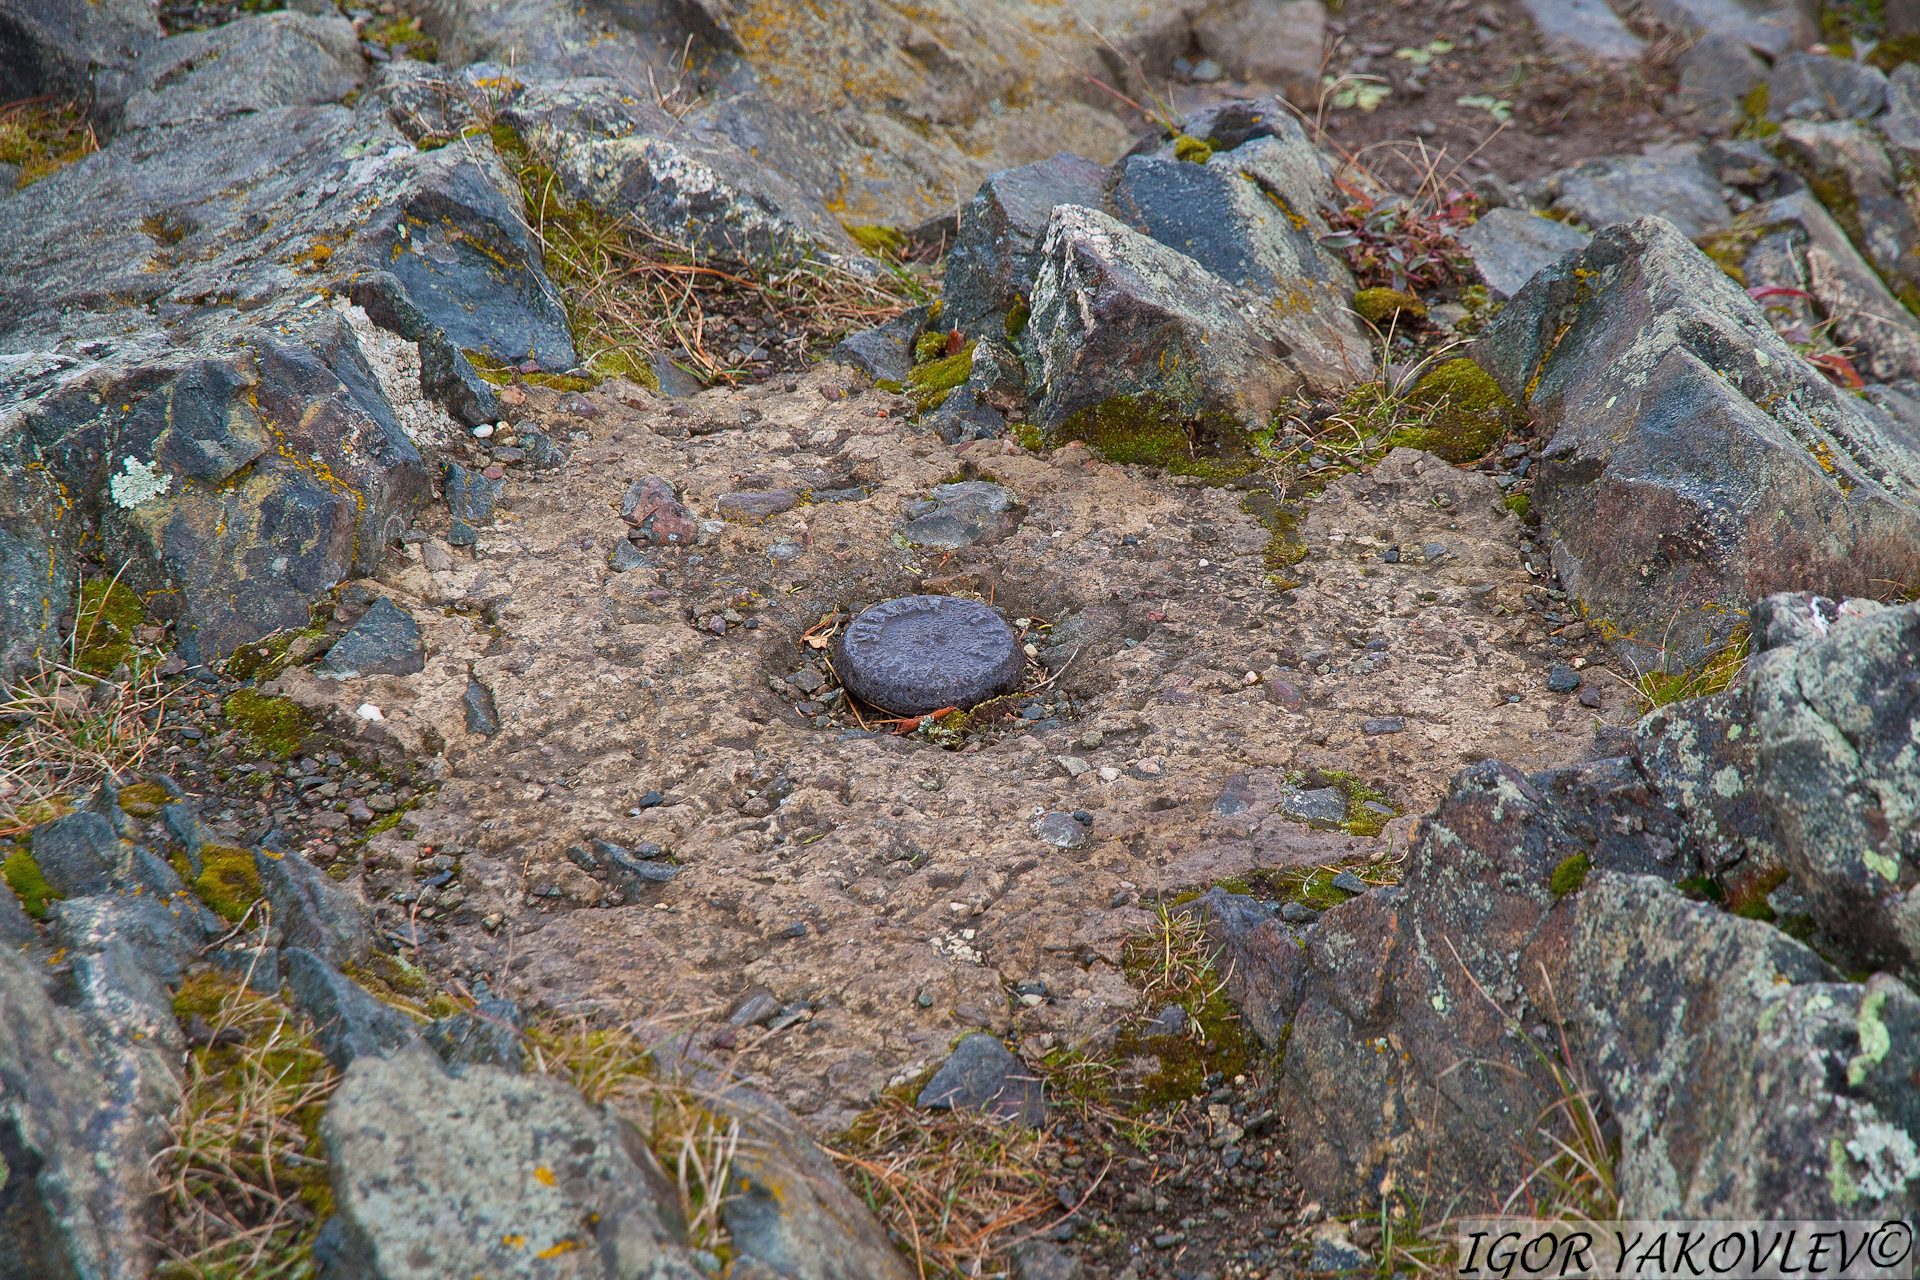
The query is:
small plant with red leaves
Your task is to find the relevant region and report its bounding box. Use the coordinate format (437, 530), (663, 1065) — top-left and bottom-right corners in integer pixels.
(1321, 188), (1479, 296)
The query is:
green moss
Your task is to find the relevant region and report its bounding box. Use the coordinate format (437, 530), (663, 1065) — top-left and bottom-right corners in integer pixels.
(172, 969), (241, 1021)
(1003, 299), (1030, 338)
(360, 10), (437, 60)
(1389, 358), (1515, 463)
(1503, 493), (1531, 520)
(1240, 489), (1307, 570)
(1012, 422), (1043, 451)
(1333, 772), (1396, 837)
(913, 331), (950, 363)
(463, 348), (516, 386)
(3, 850), (60, 919)
(1171, 134), (1214, 164)
(194, 845), (262, 924)
(1868, 32), (1920, 70)
(584, 346), (660, 391)
(1353, 287), (1426, 325)
(1694, 228), (1754, 285)
(846, 224), (908, 257)
(1053, 392), (1199, 467)
(117, 781), (173, 819)
(225, 627), (326, 683)
(906, 340), (974, 413)
(1743, 81), (1770, 120)
(73, 578), (147, 677)
(1550, 851), (1591, 898)
(0, 99), (98, 188)
(524, 372), (596, 392)
(223, 689), (314, 760)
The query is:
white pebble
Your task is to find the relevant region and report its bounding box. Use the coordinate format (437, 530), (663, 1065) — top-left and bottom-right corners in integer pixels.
(473, 423), (494, 438)
(355, 703), (384, 721)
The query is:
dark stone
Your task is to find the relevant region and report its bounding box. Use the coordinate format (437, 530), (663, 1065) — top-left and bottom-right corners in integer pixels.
(0, 0), (163, 131)
(463, 677), (500, 736)
(49, 889), (208, 989)
(30, 811), (123, 898)
(940, 153), (1108, 339)
(1546, 664), (1582, 693)
(833, 595), (1025, 716)
(1455, 207), (1591, 301)
(650, 351), (705, 397)
(442, 461), (501, 525)
(924, 383), (1006, 445)
(124, 12), (363, 132)
(1279, 900), (1318, 924)
(1362, 717), (1405, 735)
(1767, 52), (1887, 122)
(609, 540), (650, 572)
(1140, 1005), (1189, 1038)
(320, 596), (424, 678)
(898, 481), (1016, 549)
(833, 304), (928, 387)
(604, 844), (678, 898)
(716, 490), (798, 523)
(621, 475), (699, 547)
(917, 1032), (1045, 1126)
(283, 946), (420, 1070)
(1673, 32), (1769, 133)
(729, 988), (781, 1027)
(254, 846), (373, 967)
(1009, 1239), (1085, 1280)
(1475, 217), (1920, 669)
(1330, 871), (1369, 894)
(424, 998), (527, 1073)
(1519, 150), (1730, 238)
(447, 518), (478, 547)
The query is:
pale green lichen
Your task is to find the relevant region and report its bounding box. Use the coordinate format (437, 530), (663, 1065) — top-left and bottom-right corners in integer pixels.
(109, 457), (172, 508)
(1848, 987), (1891, 1085)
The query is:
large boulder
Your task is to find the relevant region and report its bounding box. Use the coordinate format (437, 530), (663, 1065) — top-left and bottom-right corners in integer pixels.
(1636, 0), (1811, 59)
(1773, 120), (1920, 318)
(0, 0), (164, 131)
(121, 11), (366, 133)
(940, 152), (1109, 340)
(1574, 873), (1920, 1218)
(1024, 205), (1352, 459)
(1474, 216), (1920, 668)
(0, 75), (575, 675)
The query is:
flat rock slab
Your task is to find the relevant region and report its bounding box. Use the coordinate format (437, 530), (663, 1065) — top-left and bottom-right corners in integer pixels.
(899, 480), (1015, 548)
(321, 597), (425, 678)
(1456, 207), (1591, 300)
(917, 1032), (1046, 1126)
(1517, 0), (1645, 61)
(1523, 148), (1731, 239)
(833, 595), (1025, 716)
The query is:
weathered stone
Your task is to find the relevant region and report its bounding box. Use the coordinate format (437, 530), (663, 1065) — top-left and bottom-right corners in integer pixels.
(917, 1032), (1046, 1125)
(424, 998), (528, 1074)
(0, 944), (175, 1280)
(1475, 217), (1920, 668)
(1886, 63), (1920, 162)
(1516, 0), (1645, 62)
(121, 11), (364, 133)
(711, 1084), (918, 1280)
(463, 676), (500, 736)
(1193, 888), (1308, 1049)
(898, 481), (1017, 548)
(1521, 147), (1731, 238)
(0, 0), (164, 131)
(1456, 207), (1592, 300)
(832, 304), (928, 387)
(49, 891), (206, 990)
(834, 595), (1025, 715)
(500, 77), (857, 263)
(1025, 205), (1336, 453)
(1672, 32), (1768, 133)
(1032, 811), (1090, 849)
(1008, 1239), (1086, 1280)
(716, 490), (799, 523)
(30, 811), (124, 898)
(284, 946), (421, 1070)
(320, 596), (425, 678)
(621, 475), (699, 547)
(1189, 0), (1326, 103)
(941, 153), (1109, 340)
(1636, 0), (1809, 59)
(1768, 52), (1888, 123)
(925, 383), (1007, 444)
(1748, 595), (1920, 983)
(1279, 785), (1348, 829)
(604, 844), (679, 899)
(443, 461), (501, 525)
(255, 846), (374, 967)
(1634, 688), (1778, 877)
(1773, 120), (1920, 317)
(318, 1040), (702, 1280)
(1573, 872), (1920, 1217)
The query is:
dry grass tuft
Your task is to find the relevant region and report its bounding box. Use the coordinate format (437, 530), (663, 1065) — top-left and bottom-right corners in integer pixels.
(0, 660), (170, 837)
(153, 961), (339, 1279)
(1620, 625), (1750, 713)
(0, 96), (98, 187)
(1125, 899), (1231, 1014)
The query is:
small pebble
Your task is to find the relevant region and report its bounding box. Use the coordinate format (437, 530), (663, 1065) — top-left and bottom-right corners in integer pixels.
(473, 423), (494, 439)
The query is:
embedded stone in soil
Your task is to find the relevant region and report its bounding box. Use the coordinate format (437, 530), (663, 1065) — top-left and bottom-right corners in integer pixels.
(831, 595), (1026, 716)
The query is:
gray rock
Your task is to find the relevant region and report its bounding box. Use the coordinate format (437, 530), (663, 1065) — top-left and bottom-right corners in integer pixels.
(255, 846), (373, 967)
(1009, 1238), (1086, 1280)
(1546, 663), (1582, 692)
(0, 866), (33, 947)
(49, 890), (206, 990)
(1032, 811), (1089, 848)
(650, 351), (704, 397)
(1634, 688), (1777, 874)
(1522, 147), (1731, 238)
(1768, 52), (1888, 122)
(834, 595), (1026, 715)
(1635, 0), (1809, 59)
(924, 383), (1006, 444)
(1702, 137), (1777, 186)
(424, 998), (528, 1073)
(121, 11), (363, 132)
(716, 490), (799, 523)
(0, 161), (17, 194)
(442, 461), (501, 525)
(605, 844), (679, 898)
(463, 676), (500, 736)
(609, 539), (650, 572)
(1141, 1005), (1190, 1038)
(1773, 121), (1920, 326)
(833, 304), (928, 387)
(318, 1040), (702, 1280)
(1280, 786), (1348, 829)
(729, 988), (782, 1027)
(1475, 216), (1920, 668)
(209, 944), (282, 993)
(320, 596), (425, 678)
(898, 480), (1016, 548)
(30, 811), (124, 898)
(1456, 207), (1592, 301)
(1362, 717), (1406, 735)
(1279, 900), (1319, 924)
(1730, 188), (1920, 382)
(1885, 63), (1920, 162)
(917, 1032), (1046, 1126)
(1516, 0), (1645, 61)
(284, 946), (421, 1070)
(0, 943), (175, 1280)
(1330, 871), (1369, 894)
(1189, 2), (1325, 103)
(1191, 888), (1308, 1049)
(1749, 596), (1920, 982)
(0, 0), (164, 131)
(1025, 205), (1337, 451)
(941, 152), (1109, 339)
(1573, 872), (1920, 1217)
(499, 77), (856, 263)
(1672, 31), (1768, 133)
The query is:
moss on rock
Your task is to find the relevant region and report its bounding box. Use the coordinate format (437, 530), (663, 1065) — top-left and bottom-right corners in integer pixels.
(117, 781), (173, 819)
(1551, 851), (1591, 898)
(3, 849), (60, 919)
(1353, 287), (1427, 325)
(1054, 393), (1193, 467)
(74, 578), (147, 677)
(1171, 134), (1214, 164)
(223, 689), (313, 760)
(194, 845), (263, 924)
(1389, 358), (1516, 463)
(906, 340), (974, 413)
(846, 224), (907, 257)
